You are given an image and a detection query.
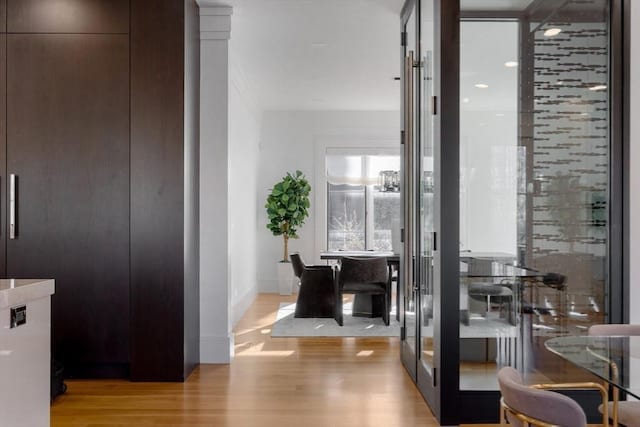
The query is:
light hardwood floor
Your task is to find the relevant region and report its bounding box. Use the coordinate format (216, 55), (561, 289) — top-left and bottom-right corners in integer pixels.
(51, 294), (440, 426)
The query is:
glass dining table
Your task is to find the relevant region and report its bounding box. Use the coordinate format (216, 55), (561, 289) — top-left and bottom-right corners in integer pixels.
(546, 335), (640, 426)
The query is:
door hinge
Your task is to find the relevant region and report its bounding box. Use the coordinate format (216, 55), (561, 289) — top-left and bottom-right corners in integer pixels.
(400, 228), (405, 243)
(401, 326), (406, 340)
(433, 231), (437, 251)
(431, 95), (437, 115)
(433, 367), (438, 387)
(401, 31), (407, 46)
(401, 130), (405, 145)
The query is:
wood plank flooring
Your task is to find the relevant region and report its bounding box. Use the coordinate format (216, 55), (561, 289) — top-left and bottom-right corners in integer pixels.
(51, 294), (439, 426)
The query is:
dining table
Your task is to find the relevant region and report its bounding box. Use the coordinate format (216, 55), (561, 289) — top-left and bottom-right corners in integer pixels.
(545, 335), (640, 426)
(319, 251), (545, 322)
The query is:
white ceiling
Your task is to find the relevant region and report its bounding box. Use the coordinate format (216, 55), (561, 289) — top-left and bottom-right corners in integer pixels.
(222, 0), (404, 111)
(210, 0), (533, 112)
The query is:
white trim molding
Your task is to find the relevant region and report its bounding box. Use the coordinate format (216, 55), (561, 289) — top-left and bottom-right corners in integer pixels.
(199, 6), (232, 40)
(199, 4), (233, 363)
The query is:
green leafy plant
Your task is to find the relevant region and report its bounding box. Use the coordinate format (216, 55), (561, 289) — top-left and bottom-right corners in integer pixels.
(265, 170), (311, 262)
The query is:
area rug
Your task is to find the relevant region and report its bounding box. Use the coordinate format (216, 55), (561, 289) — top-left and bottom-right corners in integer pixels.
(271, 302), (401, 337)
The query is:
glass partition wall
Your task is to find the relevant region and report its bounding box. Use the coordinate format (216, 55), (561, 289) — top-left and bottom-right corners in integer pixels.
(459, 0), (611, 394)
(401, 0), (625, 423)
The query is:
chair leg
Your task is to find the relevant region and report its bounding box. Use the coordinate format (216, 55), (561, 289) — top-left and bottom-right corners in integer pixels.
(396, 280), (400, 322)
(384, 293), (390, 326)
(335, 291), (343, 326)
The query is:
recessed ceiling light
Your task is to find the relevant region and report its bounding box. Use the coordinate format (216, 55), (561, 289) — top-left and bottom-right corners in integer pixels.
(496, 113), (505, 117)
(556, 81), (564, 85)
(462, 98), (470, 103)
(589, 85), (607, 91)
(544, 28), (562, 37)
(504, 61), (518, 68)
(474, 83), (489, 89)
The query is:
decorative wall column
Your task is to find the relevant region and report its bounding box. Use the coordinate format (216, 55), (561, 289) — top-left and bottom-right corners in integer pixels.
(198, 4), (233, 363)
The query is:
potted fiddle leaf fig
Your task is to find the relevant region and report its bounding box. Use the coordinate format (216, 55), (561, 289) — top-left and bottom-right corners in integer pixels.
(265, 170), (311, 295)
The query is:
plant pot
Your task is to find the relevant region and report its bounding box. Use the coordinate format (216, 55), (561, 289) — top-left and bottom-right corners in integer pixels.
(277, 262), (296, 295)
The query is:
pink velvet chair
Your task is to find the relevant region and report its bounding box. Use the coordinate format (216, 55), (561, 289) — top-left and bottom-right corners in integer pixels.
(498, 367), (587, 427)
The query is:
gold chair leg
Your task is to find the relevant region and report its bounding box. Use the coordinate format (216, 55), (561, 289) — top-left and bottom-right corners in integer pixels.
(612, 386), (619, 427)
(601, 381), (608, 427)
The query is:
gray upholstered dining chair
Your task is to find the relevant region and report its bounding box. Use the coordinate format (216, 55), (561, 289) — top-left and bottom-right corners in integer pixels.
(290, 253), (336, 318)
(498, 366), (587, 427)
(336, 257), (391, 326)
(589, 324), (640, 427)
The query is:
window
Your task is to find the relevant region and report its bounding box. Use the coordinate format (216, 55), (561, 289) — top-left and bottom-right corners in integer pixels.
(326, 150), (400, 251)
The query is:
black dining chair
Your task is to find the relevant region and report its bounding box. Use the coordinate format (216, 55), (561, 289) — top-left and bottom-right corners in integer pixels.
(290, 252), (305, 285)
(290, 253), (335, 318)
(336, 257), (391, 326)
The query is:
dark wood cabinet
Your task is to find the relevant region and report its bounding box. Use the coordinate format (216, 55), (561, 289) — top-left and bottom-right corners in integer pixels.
(7, 33), (130, 377)
(0, 0), (199, 381)
(130, 0), (199, 381)
(0, 35), (6, 276)
(7, 0), (129, 34)
(1, 0), (6, 32)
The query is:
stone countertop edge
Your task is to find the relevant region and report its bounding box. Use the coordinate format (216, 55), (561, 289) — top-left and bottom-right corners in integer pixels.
(0, 279), (55, 309)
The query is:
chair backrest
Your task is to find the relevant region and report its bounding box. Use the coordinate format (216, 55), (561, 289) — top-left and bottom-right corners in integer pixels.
(290, 253), (305, 279)
(542, 272), (567, 289)
(589, 324), (640, 336)
(498, 367), (587, 427)
(338, 257), (388, 286)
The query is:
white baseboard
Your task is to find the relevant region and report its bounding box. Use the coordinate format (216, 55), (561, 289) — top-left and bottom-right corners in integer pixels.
(258, 279), (279, 293)
(200, 334), (234, 363)
(232, 287), (257, 328)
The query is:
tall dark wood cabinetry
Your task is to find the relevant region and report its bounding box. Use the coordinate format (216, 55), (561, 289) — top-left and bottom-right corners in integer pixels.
(7, 32), (131, 377)
(130, 0), (200, 381)
(0, 18), (6, 279)
(0, 0), (200, 381)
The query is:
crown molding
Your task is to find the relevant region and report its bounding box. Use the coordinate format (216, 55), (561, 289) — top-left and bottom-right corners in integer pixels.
(199, 5), (232, 40)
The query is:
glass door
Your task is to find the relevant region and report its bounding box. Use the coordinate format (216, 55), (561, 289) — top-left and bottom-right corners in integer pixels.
(400, 0), (419, 382)
(417, 0), (436, 402)
(400, 0), (438, 409)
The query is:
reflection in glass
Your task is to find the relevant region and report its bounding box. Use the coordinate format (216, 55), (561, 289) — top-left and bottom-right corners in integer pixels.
(459, 0), (609, 391)
(419, 0), (435, 377)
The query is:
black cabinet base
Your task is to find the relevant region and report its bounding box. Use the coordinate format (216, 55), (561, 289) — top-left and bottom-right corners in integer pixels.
(64, 363), (130, 379)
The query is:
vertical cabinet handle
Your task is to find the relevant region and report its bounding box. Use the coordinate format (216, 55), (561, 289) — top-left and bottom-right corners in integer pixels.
(9, 174), (17, 240)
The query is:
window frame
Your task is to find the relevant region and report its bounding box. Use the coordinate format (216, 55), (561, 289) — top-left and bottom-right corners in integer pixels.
(313, 136), (399, 262)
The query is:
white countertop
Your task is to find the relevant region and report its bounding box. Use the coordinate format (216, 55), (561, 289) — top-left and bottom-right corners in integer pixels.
(0, 279), (55, 309)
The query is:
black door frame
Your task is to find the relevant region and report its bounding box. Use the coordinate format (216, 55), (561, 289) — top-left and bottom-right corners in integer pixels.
(401, 0), (629, 424)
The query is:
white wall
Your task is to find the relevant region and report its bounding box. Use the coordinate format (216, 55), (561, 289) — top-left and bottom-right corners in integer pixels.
(630, 2), (639, 323)
(256, 111), (400, 293)
(228, 56), (261, 327)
